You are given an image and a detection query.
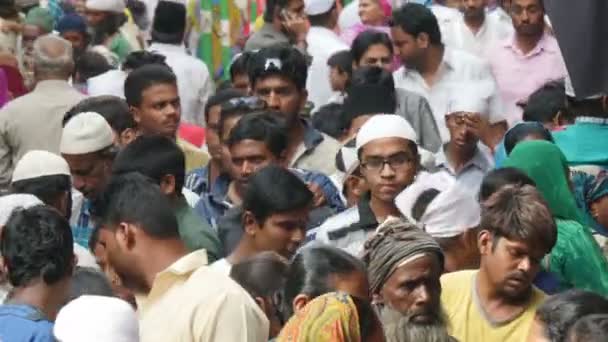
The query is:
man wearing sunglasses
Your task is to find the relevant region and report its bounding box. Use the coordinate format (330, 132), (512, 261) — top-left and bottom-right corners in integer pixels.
(313, 114), (421, 256)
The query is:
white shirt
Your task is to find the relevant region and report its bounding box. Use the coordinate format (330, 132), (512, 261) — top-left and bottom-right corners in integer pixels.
(443, 13), (513, 58)
(305, 27), (349, 111)
(430, 4), (461, 37)
(148, 43), (213, 126)
(338, 0), (361, 32)
(87, 69), (127, 98)
(209, 258), (232, 275)
(393, 48), (505, 141)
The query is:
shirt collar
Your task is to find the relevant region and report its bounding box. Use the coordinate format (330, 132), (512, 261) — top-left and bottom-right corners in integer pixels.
(34, 79), (73, 92)
(302, 119), (325, 151)
(503, 33), (558, 56)
(149, 42), (187, 54)
(435, 144), (492, 174)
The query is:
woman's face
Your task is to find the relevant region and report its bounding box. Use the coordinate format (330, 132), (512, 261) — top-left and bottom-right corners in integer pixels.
(358, 43), (393, 71)
(358, 0), (386, 26)
(591, 196), (608, 229)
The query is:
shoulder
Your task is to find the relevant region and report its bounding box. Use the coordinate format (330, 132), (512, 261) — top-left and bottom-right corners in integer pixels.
(448, 48), (492, 73)
(316, 132), (342, 153)
(441, 270), (476, 292)
(314, 206), (360, 238)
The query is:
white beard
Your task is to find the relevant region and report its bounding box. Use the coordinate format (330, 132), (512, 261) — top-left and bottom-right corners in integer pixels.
(377, 305), (454, 342)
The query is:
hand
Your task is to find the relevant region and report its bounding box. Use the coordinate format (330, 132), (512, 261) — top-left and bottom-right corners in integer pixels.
(281, 10), (308, 41)
(307, 182), (326, 208)
(463, 112), (482, 138)
(1, 20), (22, 34)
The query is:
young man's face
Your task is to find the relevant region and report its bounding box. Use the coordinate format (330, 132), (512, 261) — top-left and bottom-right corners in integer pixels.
(61, 30), (87, 54)
(390, 26), (427, 68)
(510, 0), (544, 37)
(132, 83), (181, 138)
(252, 75), (306, 126)
(461, 0), (487, 20)
(230, 139), (281, 189)
(231, 73), (250, 93)
(84, 8), (107, 26)
(62, 152), (112, 200)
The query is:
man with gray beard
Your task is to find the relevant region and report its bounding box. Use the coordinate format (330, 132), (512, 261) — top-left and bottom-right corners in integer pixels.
(363, 217), (454, 342)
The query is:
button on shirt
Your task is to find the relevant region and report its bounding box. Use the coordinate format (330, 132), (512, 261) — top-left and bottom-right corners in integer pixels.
(393, 48), (505, 142)
(306, 27), (349, 110)
(443, 14), (513, 58)
(434, 144), (495, 193)
(487, 33), (567, 126)
(138, 250), (269, 342)
(149, 43), (213, 126)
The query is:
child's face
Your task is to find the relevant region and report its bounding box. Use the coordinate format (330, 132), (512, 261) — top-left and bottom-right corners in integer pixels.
(329, 67), (348, 92)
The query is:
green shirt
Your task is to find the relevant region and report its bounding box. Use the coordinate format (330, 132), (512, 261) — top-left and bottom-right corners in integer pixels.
(174, 197), (222, 263)
(108, 33), (133, 63)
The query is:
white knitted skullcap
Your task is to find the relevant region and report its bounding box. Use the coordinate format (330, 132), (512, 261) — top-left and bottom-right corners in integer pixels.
(12, 150), (70, 183)
(60, 112), (114, 155)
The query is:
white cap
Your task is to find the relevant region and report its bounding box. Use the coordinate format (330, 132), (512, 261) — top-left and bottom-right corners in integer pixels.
(564, 74), (605, 99)
(356, 114), (418, 152)
(85, 0), (126, 13)
(12, 150), (70, 183)
(305, 0), (334, 15)
(54, 296), (139, 342)
(61, 112), (114, 155)
(0, 194), (42, 226)
(446, 81), (494, 118)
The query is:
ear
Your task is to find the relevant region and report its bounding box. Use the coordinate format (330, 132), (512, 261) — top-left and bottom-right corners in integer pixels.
(130, 106), (142, 125)
(120, 128), (138, 146)
(243, 210), (260, 237)
(159, 174), (177, 196)
(255, 296), (270, 315)
(116, 222), (137, 251)
(477, 229), (492, 255)
(590, 201), (600, 219)
(293, 294), (310, 314)
(277, 150), (288, 167)
(417, 32), (430, 49)
(299, 89), (308, 110)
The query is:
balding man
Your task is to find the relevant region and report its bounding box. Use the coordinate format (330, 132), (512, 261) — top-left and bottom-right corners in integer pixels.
(0, 35), (85, 190)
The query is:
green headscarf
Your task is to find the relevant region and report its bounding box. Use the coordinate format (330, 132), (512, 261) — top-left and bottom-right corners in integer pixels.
(503, 140), (584, 224)
(25, 7), (54, 33)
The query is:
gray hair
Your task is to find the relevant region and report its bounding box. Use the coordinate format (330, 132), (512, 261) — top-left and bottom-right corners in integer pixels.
(33, 34), (74, 79)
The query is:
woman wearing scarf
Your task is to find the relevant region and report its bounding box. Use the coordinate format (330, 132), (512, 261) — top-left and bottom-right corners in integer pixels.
(340, 0), (391, 46)
(572, 170), (608, 238)
(504, 140), (608, 295)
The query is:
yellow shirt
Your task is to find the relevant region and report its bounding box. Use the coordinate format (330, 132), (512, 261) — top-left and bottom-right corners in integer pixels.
(177, 138), (209, 173)
(441, 270), (545, 342)
(138, 250), (269, 342)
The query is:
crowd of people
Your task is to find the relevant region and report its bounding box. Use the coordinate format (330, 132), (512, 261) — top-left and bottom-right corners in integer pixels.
(0, 0), (606, 341)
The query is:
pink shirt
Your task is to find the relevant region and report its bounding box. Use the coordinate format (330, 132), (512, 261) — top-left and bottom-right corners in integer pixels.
(487, 33), (567, 126)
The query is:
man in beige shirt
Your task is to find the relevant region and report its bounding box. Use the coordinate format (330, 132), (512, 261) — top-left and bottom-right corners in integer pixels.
(92, 172), (268, 342)
(0, 34), (85, 189)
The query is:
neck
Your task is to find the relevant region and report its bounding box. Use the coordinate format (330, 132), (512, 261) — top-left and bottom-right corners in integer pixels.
(445, 142), (476, 172)
(9, 280), (66, 321)
(416, 45), (444, 75)
(140, 240), (189, 293)
(227, 181), (244, 206)
(464, 14), (485, 33)
(227, 238), (258, 265)
(369, 196), (401, 223)
(515, 32), (543, 55)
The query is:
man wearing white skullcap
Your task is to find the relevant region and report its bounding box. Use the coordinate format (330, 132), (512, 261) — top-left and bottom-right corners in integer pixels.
(313, 114), (421, 256)
(84, 0), (133, 62)
(54, 296), (139, 342)
(61, 112), (116, 248)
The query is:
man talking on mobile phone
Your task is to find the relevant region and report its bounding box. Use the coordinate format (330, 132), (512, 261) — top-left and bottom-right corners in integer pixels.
(245, 0), (309, 52)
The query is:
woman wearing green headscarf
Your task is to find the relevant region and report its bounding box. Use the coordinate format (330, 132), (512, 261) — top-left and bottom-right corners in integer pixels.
(504, 140), (608, 295)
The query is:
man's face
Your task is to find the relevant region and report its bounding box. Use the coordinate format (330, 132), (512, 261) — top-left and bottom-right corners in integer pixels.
(360, 138), (419, 203)
(220, 115), (242, 181)
(461, 0), (487, 20)
(63, 152), (112, 200)
(232, 73), (250, 93)
(252, 75), (306, 125)
(511, 0), (544, 37)
(283, 0), (305, 20)
(244, 207), (309, 259)
(205, 105), (223, 161)
(446, 113), (481, 148)
(230, 139), (280, 188)
(84, 9), (107, 26)
(22, 25), (43, 49)
(391, 27), (426, 68)
(357, 43), (393, 71)
(61, 30), (87, 53)
(132, 83), (181, 138)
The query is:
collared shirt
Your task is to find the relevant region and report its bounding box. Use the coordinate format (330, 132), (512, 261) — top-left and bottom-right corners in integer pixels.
(138, 250), (269, 342)
(393, 48), (504, 142)
(86, 69), (127, 98)
(395, 88), (443, 153)
(73, 199), (95, 248)
(174, 197), (222, 262)
(443, 13), (513, 58)
(306, 26), (349, 110)
(184, 164), (230, 197)
(0, 304), (53, 342)
(244, 22), (290, 52)
(291, 120), (342, 175)
(0, 79), (85, 189)
(177, 138), (209, 173)
(487, 33), (567, 126)
(148, 43), (213, 126)
(553, 117), (608, 169)
(434, 144), (494, 193)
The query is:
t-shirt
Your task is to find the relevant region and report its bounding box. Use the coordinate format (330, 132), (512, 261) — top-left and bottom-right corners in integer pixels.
(0, 304), (54, 342)
(441, 270), (545, 342)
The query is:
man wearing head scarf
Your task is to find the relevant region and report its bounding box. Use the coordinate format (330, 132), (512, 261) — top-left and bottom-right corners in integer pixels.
(363, 217), (451, 342)
(84, 0), (133, 62)
(21, 8), (55, 88)
(57, 13), (89, 61)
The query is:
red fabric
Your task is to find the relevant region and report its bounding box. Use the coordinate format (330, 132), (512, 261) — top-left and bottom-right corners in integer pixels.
(0, 65), (27, 98)
(178, 123), (206, 147)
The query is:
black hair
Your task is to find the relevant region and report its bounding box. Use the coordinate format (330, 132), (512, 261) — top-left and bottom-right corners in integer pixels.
(312, 103), (345, 140)
(230, 251), (288, 298)
(75, 51), (112, 83)
(63, 96), (136, 134)
(112, 135), (185, 195)
(308, 2), (336, 27)
(230, 52), (253, 81)
(204, 88), (246, 123)
(390, 3), (442, 45)
(504, 122), (554, 155)
(351, 295), (380, 341)
(522, 80), (570, 124)
(263, 0), (289, 22)
(243, 165), (313, 223)
(536, 290), (608, 342)
(67, 266), (114, 302)
(248, 44), (308, 91)
(91, 172), (180, 239)
(350, 65), (395, 89)
(568, 314), (608, 342)
(124, 64), (177, 107)
(90, 12), (127, 45)
(122, 50), (168, 71)
(327, 50), (353, 77)
(11, 175), (71, 208)
(412, 188), (440, 221)
(350, 30), (393, 65)
(1, 205), (74, 287)
(228, 112), (288, 157)
(478, 167), (536, 202)
(344, 66), (396, 128)
(282, 244), (366, 318)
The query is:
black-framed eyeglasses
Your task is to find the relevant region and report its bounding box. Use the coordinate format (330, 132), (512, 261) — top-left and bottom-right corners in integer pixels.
(361, 152), (414, 172)
(221, 96), (267, 114)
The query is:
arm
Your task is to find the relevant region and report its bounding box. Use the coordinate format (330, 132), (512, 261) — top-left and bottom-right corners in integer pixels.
(0, 110), (13, 190)
(416, 96), (443, 153)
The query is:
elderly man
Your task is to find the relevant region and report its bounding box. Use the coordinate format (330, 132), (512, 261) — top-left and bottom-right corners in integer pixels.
(363, 217), (451, 342)
(0, 35), (85, 189)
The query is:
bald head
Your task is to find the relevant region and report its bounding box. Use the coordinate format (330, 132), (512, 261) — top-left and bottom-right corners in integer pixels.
(33, 34), (74, 81)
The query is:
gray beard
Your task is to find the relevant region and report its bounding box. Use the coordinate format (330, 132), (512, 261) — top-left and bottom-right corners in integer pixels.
(377, 305), (454, 342)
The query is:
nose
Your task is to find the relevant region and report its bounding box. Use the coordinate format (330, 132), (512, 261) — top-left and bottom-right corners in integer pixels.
(413, 285), (431, 308)
(266, 92), (280, 110)
(240, 160), (255, 176)
(518, 256), (532, 273)
(520, 10), (530, 21)
(379, 162), (396, 178)
(291, 227), (305, 244)
(72, 176), (85, 192)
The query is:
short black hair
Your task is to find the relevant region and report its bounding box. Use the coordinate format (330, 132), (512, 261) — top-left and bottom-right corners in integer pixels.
(243, 165), (313, 223)
(124, 64), (177, 107)
(204, 88), (246, 123)
(63, 96), (136, 134)
(412, 188), (440, 221)
(312, 103), (345, 140)
(75, 51), (111, 82)
(391, 3), (442, 45)
(91, 172), (180, 239)
(11, 175), (71, 207)
(479, 167), (536, 202)
(248, 44), (308, 91)
(1, 205), (74, 287)
(344, 66), (396, 127)
(230, 251), (288, 300)
(504, 122), (554, 155)
(67, 266), (114, 302)
(111, 135), (185, 195)
(523, 80), (571, 123)
(227, 112), (289, 158)
(230, 52), (253, 80)
(122, 50), (168, 71)
(308, 3), (336, 27)
(350, 30), (393, 65)
(263, 0), (289, 22)
(327, 50), (353, 76)
(569, 314), (608, 342)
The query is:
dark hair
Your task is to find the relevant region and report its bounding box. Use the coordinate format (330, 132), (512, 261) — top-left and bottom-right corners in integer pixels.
(312, 103), (345, 139)
(243, 165), (313, 223)
(479, 167), (536, 202)
(91, 172), (180, 239)
(228, 112), (289, 157)
(536, 290), (608, 342)
(308, 2), (336, 26)
(112, 135), (185, 195)
(351, 295), (380, 341)
(522, 80), (570, 123)
(568, 314), (608, 342)
(63, 96), (135, 134)
(344, 66), (396, 127)
(122, 50), (168, 71)
(504, 122), (554, 155)
(67, 266), (114, 302)
(90, 12), (126, 44)
(412, 188), (440, 221)
(351, 30), (393, 65)
(204, 88), (246, 123)
(124, 64), (177, 107)
(327, 50), (352, 77)
(75, 51), (111, 82)
(1, 205), (74, 287)
(230, 251), (288, 300)
(480, 184), (557, 254)
(248, 45), (308, 91)
(390, 3), (442, 45)
(11, 175), (71, 208)
(282, 244), (366, 317)
(263, 0), (290, 22)
(230, 52), (253, 81)
(350, 65), (395, 89)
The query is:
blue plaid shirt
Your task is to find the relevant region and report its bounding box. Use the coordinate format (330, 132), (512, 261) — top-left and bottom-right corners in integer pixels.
(73, 199), (94, 248)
